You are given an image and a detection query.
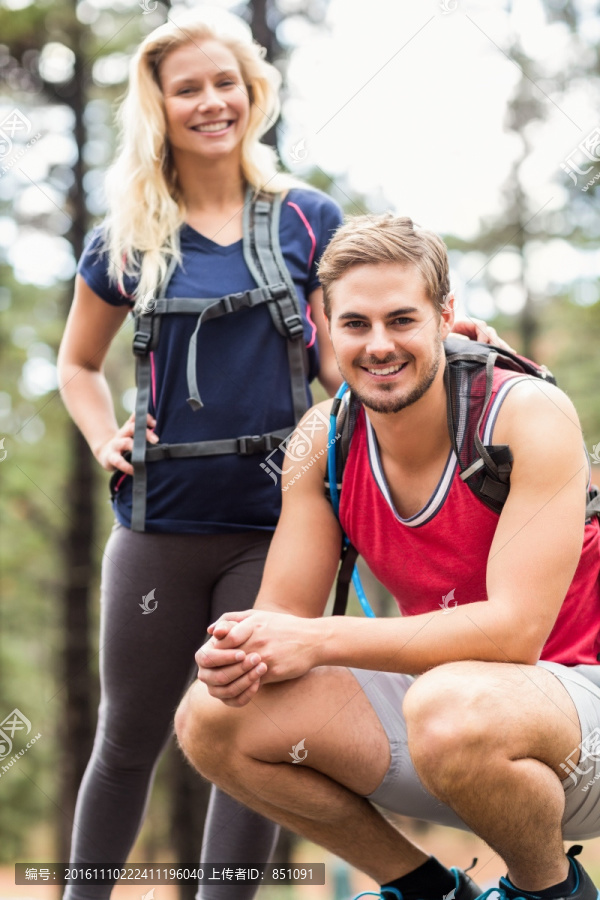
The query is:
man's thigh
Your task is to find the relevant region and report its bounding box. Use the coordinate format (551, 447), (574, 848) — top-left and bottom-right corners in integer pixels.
(349, 661), (598, 836)
(219, 665), (394, 797)
(193, 658), (600, 839)
(349, 668), (471, 831)
(203, 665), (468, 830)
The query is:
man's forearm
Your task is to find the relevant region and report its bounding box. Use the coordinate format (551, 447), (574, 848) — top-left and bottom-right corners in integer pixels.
(254, 593), (327, 618)
(313, 600), (543, 674)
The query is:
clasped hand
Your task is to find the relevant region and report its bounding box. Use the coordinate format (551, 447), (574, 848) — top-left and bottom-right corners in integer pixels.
(196, 610), (317, 707)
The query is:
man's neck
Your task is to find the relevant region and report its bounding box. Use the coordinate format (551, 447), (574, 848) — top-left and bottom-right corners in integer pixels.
(364, 367), (450, 471)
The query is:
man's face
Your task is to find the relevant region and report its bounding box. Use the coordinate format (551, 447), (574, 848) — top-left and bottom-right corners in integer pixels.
(327, 262), (454, 414)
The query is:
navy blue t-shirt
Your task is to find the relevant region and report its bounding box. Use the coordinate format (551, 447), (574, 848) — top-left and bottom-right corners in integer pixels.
(78, 187), (343, 534)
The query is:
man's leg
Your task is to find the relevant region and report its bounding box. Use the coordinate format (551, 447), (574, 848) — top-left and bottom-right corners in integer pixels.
(176, 665), (431, 885)
(403, 660), (583, 893)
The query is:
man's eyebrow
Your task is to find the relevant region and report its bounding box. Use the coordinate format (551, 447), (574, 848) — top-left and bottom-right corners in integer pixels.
(337, 307), (419, 321)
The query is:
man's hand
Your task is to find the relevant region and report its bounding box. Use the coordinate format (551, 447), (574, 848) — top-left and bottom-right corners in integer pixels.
(198, 610), (321, 707)
(196, 612), (263, 707)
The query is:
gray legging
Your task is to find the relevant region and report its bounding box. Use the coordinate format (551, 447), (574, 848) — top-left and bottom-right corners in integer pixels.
(64, 522), (279, 900)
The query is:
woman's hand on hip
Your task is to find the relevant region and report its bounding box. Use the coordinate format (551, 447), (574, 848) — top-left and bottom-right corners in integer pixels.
(96, 412), (159, 474)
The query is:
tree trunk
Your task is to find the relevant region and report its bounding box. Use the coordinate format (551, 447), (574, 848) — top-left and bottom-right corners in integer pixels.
(249, 0), (280, 148)
(58, 7), (95, 861)
(59, 427), (96, 861)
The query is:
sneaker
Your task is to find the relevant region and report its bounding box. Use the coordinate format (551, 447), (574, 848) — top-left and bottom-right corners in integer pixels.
(446, 862), (483, 900)
(353, 861), (482, 900)
(474, 845), (600, 900)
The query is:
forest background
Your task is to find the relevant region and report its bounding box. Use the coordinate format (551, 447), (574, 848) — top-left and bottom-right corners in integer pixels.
(1, 0), (600, 897)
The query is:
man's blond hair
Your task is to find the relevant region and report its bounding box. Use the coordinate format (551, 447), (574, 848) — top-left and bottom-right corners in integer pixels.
(318, 215), (450, 317)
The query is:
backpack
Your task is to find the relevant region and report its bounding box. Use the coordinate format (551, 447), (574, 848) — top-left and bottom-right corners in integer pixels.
(326, 336), (600, 616)
(110, 187), (310, 531)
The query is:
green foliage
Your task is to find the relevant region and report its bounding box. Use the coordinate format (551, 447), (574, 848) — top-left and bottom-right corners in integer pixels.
(0, 274), (67, 859)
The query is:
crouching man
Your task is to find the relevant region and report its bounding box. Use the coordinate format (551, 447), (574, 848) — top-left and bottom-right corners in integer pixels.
(176, 214), (600, 900)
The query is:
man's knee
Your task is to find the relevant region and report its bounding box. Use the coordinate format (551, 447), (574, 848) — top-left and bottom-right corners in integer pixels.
(403, 661), (499, 777)
(175, 681), (240, 780)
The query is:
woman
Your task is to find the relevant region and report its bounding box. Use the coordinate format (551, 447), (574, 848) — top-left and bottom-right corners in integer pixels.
(57, 8), (505, 898)
(58, 10), (342, 899)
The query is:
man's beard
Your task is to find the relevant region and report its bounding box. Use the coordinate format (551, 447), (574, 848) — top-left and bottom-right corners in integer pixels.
(344, 338), (443, 414)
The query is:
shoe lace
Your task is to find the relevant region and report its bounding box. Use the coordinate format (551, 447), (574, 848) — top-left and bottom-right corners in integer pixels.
(353, 859), (479, 900)
(354, 890), (404, 900)
(473, 889), (527, 900)
(477, 885), (531, 900)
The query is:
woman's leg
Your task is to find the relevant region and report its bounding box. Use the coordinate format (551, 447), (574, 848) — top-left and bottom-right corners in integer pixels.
(64, 524), (220, 899)
(198, 531), (280, 900)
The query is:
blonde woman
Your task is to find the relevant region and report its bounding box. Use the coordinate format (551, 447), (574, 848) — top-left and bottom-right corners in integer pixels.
(58, 9), (506, 897)
(58, 9), (343, 899)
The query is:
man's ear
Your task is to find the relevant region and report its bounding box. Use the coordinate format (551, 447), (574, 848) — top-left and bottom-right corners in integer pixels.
(439, 291), (455, 340)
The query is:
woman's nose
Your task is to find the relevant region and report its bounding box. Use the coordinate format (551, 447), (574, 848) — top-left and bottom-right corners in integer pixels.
(198, 87), (226, 111)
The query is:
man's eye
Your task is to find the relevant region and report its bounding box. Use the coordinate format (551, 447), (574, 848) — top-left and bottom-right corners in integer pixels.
(344, 321), (367, 329)
(393, 318), (413, 325)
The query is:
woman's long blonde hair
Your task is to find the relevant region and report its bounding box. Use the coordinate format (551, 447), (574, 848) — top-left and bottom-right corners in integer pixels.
(103, 8), (297, 305)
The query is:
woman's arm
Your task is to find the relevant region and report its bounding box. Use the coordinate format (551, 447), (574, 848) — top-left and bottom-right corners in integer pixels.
(57, 275), (158, 474)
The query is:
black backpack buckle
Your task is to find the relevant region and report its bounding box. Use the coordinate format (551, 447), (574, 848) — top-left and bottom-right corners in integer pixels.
(269, 283), (288, 301)
(132, 330), (152, 355)
(237, 434), (277, 455)
(283, 313), (303, 339)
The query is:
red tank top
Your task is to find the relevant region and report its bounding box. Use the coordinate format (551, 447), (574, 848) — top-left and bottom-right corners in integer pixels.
(339, 369), (600, 666)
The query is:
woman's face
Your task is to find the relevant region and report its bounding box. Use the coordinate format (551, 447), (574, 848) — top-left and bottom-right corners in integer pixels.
(160, 39), (251, 163)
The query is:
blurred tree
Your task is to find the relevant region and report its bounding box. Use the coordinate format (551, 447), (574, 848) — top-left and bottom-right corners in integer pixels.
(0, 0), (101, 864)
(56, 1), (96, 863)
(445, 0), (600, 382)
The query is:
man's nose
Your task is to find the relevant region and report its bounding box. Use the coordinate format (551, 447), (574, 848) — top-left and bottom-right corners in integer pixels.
(365, 325), (396, 357)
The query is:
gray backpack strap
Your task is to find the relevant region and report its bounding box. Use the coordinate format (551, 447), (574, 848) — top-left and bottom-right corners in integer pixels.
(182, 286), (277, 410)
(129, 190), (312, 532)
(243, 187), (309, 425)
(130, 254), (178, 532)
(144, 427), (291, 460)
(587, 486), (600, 521)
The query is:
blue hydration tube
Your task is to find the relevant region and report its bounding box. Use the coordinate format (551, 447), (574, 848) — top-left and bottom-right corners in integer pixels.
(328, 383), (376, 618)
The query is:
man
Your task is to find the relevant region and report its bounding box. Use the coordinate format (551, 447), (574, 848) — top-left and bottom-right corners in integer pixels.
(175, 215), (600, 900)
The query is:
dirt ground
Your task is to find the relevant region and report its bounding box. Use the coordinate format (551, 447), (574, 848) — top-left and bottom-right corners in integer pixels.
(4, 826), (600, 900)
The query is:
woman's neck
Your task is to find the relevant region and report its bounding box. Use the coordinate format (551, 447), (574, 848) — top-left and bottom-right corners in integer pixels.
(172, 150), (246, 213)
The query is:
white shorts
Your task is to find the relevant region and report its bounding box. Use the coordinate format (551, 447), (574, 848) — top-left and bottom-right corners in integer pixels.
(350, 660), (600, 840)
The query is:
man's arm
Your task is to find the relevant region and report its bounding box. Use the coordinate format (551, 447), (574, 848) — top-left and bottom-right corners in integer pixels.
(198, 402), (344, 702)
(206, 380), (588, 697)
(309, 379), (587, 673)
